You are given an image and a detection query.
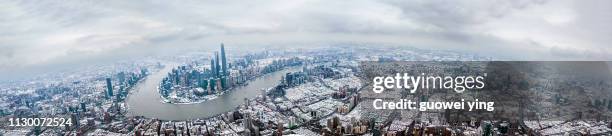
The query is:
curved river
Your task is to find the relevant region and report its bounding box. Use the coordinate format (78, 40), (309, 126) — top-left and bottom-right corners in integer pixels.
(127, 64), (300, 120)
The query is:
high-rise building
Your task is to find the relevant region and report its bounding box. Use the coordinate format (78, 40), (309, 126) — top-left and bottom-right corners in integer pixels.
(71, 113), (80, 129)
(106, 78), (113, 98)
(215, 51), (221, 78)
(209, 78), (216, 92)
(210, 58), (216, 76)
(221, 43), (228, 77)
(220, 77), (227, 90)
(117, 72), (125, 84)
(80, 102), (86, 112)
(215, 79), (222, 92)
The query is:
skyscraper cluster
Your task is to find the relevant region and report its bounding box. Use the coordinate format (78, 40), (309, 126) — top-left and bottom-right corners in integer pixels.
(209, 43), (229, 91)
(159, 43), (235, 99)
(210, 44), (228, 75)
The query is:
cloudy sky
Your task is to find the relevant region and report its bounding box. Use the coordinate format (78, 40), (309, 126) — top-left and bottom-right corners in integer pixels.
(0, 0), (611, 79)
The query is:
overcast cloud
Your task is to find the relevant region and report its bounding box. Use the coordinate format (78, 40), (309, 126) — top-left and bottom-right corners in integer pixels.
(1, 0), (611, 78)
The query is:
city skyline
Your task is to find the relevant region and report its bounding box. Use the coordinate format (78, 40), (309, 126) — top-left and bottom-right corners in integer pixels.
(0, 44), (611, 135)
(0, 1), (611, 135)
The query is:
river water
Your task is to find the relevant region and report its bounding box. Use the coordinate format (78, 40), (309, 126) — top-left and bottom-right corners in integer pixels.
(127, 64), (300, 120)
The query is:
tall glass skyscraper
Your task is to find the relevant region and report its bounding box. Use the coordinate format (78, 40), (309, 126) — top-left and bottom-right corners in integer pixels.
(221, 43), (228, 77)
(210, 58), (216, 77)
(214, 51), (220, 78)
(106, 78), (113, 98)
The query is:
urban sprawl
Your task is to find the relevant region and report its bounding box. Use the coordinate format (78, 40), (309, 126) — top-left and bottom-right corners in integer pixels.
(1, 44), (611, 136)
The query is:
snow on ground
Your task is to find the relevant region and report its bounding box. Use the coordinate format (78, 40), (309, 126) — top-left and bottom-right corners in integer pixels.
(324, 76), (362, 90)
(286, 82), (334, 102)
(307, 99), (343, 117)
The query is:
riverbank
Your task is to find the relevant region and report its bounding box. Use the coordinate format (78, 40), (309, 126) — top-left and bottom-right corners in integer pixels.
(156, 66), (297, 104)
(126, 66), (302, 120)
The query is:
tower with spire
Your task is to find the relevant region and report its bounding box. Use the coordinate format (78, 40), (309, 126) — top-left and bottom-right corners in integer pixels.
(214, 51), (221, 78)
